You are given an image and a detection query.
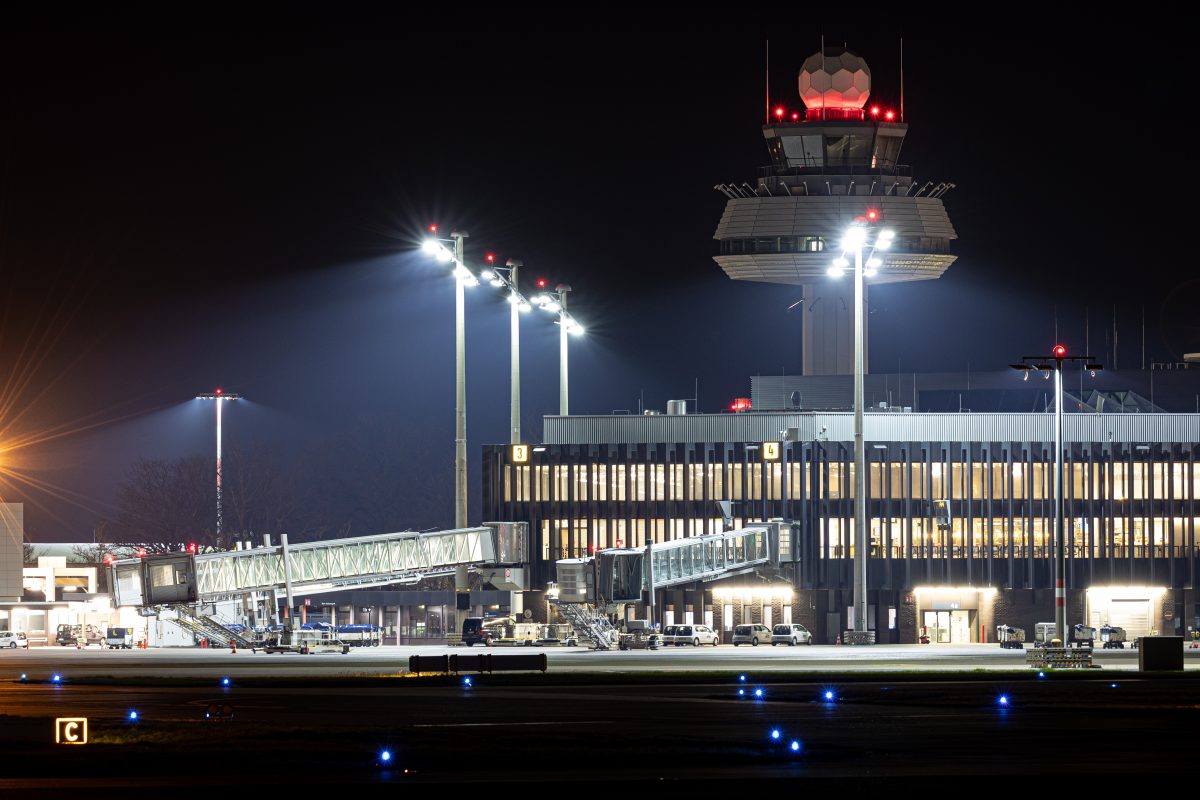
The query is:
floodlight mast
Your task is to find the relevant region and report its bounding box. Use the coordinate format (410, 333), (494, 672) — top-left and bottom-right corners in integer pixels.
(195, 389), (241, 538)
(1009, 348), (1103, 645)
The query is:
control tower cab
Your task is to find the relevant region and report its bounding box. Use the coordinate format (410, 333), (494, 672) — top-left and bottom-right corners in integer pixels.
(713, 46), (957, 376)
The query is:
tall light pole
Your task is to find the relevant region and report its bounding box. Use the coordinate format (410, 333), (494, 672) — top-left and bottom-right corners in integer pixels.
(1010, 348), (1102, 645)
(422, 227), (477, 529)
(533, 284), (585, 416)
(196, 388), (241, 539)
(481, 257), (532, 443)
(828, 215), (892, 644)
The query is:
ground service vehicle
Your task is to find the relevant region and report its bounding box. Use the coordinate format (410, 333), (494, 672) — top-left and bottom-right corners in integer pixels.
(105, 627), (135, 649)
(660, 625), (679, 646)
(732, 624), (772, 646)
(1033, 622), (1059, 647)
(1071, 624), (1096, 648)
(255, 627), (349, 655)
(462, 617), (511, 646)
(771, 624), (813, 646)
(1100, 625), (1127, 649)
(997, 625), (1026, 649)
(617, 620), (661, 650)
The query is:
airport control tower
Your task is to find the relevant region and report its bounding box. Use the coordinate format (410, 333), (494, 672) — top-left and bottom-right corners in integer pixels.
(713, 47), (957, 375)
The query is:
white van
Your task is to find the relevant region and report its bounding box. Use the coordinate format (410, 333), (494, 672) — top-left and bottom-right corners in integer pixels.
(0, 631), (29, 649)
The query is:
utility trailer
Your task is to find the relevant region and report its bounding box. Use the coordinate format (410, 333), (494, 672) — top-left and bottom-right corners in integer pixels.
(1099, 625), (1127, 649)
(254, 627), (350, 655)
(996, 625), (1026, 649)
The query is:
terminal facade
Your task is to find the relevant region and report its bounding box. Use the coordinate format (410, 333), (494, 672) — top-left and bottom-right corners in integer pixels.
(483, 411), (1200, 644)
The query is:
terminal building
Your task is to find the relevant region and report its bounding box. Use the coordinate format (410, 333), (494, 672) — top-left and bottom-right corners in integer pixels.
(483, 410), (1200, 644)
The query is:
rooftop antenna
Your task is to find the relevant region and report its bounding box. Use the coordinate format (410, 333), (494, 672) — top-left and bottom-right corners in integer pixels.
(765, 39), (770, 126)
(899, 37), (905, 122)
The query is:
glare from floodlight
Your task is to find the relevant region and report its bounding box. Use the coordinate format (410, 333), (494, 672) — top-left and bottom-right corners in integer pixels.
(827, 266), (845, 278)
(866, 257), (882, 269)
(842, 226), (867, 249)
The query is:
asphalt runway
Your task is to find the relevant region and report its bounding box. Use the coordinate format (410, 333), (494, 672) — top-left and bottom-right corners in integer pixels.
(3, 642), (1199, 680)
(1, 670), (1197, 788)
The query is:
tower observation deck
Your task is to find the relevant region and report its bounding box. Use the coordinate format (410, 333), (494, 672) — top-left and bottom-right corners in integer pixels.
(713, 46), (957, 376)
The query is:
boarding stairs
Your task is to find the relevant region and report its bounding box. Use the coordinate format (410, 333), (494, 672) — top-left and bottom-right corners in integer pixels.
(551, 600), (618, 650)
(171, 605), (255, 649)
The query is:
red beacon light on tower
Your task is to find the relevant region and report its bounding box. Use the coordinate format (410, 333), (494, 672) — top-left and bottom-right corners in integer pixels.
(774, 106), (785, 120)
(865, 208), (880, 222)
(187, 543), (197, 554)
(428, 224), (439, 234)
(870, 105), (881, 117)
(536, 278), (547, 289)
(485, 253), (495, 264)
(791, 112), (799, 121)
(884, 110), (896, 121)
(1053, 344), (1067, 358)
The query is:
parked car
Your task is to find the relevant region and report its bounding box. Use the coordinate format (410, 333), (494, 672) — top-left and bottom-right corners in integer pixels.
(661, 625), (679, 646)
(672, 624), (719, 646)
(771, 623), (813, 646)
(732, 624), (772, 646)
(0, 631), (29, 649)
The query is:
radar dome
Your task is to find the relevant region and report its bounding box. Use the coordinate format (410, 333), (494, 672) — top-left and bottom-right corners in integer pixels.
(799, 47), (871, 110)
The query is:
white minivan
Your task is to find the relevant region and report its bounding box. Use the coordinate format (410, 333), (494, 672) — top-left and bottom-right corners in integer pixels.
(672, 625), (719, 647)
(771, 623), (813, 646)
(0, 631), (29, 649)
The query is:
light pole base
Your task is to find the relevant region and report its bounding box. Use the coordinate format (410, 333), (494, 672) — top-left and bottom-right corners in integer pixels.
(844, 630), (876, 646)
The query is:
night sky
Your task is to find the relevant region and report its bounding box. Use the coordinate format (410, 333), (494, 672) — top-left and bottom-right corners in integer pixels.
(1, 23), (1193, 540)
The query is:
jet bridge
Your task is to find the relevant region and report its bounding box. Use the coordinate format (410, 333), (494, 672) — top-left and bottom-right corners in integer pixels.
(110, 522), (527, 607)
(556, 525), (775, 604)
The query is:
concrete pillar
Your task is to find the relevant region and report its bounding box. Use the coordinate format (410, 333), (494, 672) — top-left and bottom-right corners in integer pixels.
(511, 590), (524, 619)
(454, 565), (469, 640)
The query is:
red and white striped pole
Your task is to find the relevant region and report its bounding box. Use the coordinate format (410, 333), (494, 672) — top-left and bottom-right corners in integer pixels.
(1054, 356), (1066, 644)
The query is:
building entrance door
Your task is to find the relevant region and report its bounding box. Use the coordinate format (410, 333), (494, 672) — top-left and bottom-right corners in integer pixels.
(950, 610), (972, 643)
(923, 610), (976, 643)
(923, 611), (950, 643)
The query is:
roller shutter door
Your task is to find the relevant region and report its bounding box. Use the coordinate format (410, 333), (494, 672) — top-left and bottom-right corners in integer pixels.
(1109, 598), (1151, 639)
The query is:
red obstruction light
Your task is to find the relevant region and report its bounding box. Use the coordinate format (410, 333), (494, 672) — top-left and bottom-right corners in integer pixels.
(730, 397), (752, 413)
(791, 112), (799, 121)
(137, 548), (146, 558)
(884, 110), (896, 121)
(775, 106), (785, 119)
(428, 224), (438, 233)
(215, 387), (222, 396)
(485, 253), (495, 264)
(865, 208), (880, 222)
(536, 278), (547, 288)
(870, 105), (881, 117)
(187, 543), (197, 554)
(1053, 344), (1067, 358)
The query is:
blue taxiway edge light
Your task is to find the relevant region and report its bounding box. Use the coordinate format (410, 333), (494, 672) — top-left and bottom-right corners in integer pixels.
(790, 740), (802, 752)
(754, 688), (764, 698)
(221, 677), (231, 686)
(380, 750), (392, 763)
(998, 695), (1009, 706)
(128, 710), (139, 721)
(770, 729), (781, 740)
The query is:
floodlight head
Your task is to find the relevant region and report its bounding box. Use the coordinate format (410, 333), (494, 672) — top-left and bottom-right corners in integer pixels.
(832, 256), (849, 269)
(866, 257), (882, 269)
(568, 323), (585, 336)
(827, 266), (845, 278)
(490, 278), (505, 288)
(879, 229), (895, 240)
(863, 266), (877, 278)
(842, 226), (868, 250)
(544, 301), (561, 313)
(518, 301), (532, 313)
(421, 239), (441, 256)
(480, 269), (494, 281)
(875, 238), (891, 250)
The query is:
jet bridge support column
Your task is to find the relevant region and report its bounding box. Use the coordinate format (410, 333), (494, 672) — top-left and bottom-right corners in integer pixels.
(455, 565), (469, 641)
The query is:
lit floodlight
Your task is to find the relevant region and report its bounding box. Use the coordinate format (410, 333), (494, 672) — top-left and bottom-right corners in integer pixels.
(879, 229), (895, 240)
(518, 302), (532, 313)
(568, 323), (585, 336)
(480, 269), (494, 281)
(832, 256), (849, 269)
(866, 257), (882, 269)
(841, 226), (867, 250)
(421, 239), (442, 256)
(827, 266), (845, 278)
(543, 301), (561, 313)
(875, 238), (892, 250)
(490, 278), (505, 288)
